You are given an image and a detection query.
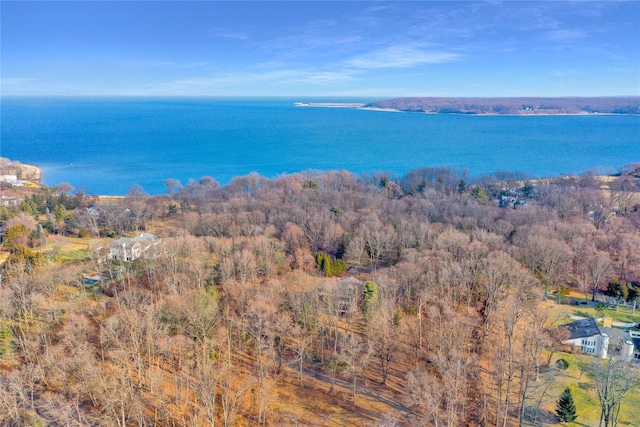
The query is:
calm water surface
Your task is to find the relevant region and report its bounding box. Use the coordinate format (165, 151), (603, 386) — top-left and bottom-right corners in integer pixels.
(2, 97), (638, 195)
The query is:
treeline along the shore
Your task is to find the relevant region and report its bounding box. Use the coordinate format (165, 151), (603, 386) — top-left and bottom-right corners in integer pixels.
(1, 164), (639, 425)
(366, 96), (640, 115)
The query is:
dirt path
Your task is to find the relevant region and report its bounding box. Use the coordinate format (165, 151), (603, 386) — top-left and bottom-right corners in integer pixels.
(302, 366), (413, 420)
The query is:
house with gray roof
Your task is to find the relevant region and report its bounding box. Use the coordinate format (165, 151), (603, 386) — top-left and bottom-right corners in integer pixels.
(560, 318), (640, 363)
(559, 318), (609, 358)
(109, 233), (161, 262)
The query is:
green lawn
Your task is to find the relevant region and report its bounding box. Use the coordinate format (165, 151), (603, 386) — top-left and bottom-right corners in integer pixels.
(547, 292), (640, 325)
(38, 235), (112, 264)
(571, 305), (640, 324)
(524, 352), (640, 426)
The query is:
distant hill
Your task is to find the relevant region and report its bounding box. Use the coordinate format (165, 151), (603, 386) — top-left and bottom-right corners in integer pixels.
(365, 96), (640, 115)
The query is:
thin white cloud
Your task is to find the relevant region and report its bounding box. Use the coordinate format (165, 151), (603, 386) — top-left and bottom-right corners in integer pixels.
(155, 69), (358, 94)
(607, 66), (640, 73)
(551, 69), (581, 77)
(220, 32), (250, 41)
(1, 77), (34, 86)
(205, 28), (251, 41)
(544, 29), (587, 42)
(173, 61), (211, 69)
(346, 45), (461, 69)
(123, 60), (211, 69)
(261, 33), (363, 55)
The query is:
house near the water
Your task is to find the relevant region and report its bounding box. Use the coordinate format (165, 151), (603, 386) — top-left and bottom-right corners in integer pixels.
(109, 233), (161, 262)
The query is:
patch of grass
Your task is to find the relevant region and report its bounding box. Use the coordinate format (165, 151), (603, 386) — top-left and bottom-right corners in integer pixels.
(546, 293), (640, 325)
(574, 305), (640, 324)
(527, 353), (640, 426)
(55, 249), (91, 263)
(77, 283), (104, 300)
(0, 324), (16, 360)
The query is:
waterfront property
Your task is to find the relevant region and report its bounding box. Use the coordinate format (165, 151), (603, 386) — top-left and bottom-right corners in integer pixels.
(109, 233), (161, 262)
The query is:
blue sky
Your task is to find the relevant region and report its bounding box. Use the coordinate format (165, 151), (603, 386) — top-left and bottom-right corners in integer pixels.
(2, 1), (639, 97)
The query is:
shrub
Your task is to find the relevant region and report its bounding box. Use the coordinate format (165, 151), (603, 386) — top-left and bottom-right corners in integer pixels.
(555, 358), (569, 370)
(3, 224), (29, 250)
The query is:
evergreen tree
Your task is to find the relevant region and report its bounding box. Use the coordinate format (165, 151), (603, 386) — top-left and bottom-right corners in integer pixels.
(605, 278), (629, 302)
(315, 251), (347, 276)
(471, 186), (487, 204)
(363, 281), (378, 315)
(458, 178), (467, 194)
(555, 386), (577, 422)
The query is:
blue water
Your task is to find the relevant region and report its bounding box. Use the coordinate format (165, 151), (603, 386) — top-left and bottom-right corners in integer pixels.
(1, 97), (639, 195)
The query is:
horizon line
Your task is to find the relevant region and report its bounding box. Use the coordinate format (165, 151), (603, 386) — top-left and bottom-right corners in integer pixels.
(2, 94), (639, 99)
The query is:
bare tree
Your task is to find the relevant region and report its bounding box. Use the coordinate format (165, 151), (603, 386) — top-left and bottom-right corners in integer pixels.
(518, 233), (572, 287)
(362, 223), (395, 273)
(340, 334), (372, 405)
(407, 369), (444, 427)
(589, 252), (612, 301)
(593, 357), (639, 427)
(609, 175), (637, 214)
(191, 327), (224, 426)
(220, 374), (252, 427)
(367, 303), (399, 386)
(290, 324), (313, 383)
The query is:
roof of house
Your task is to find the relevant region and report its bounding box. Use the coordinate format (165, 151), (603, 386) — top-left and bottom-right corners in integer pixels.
(339, 276), (363, 286)
(600, 326), (632, 343)
(111, 233), (159, 249)
(559, 318), (602, 341)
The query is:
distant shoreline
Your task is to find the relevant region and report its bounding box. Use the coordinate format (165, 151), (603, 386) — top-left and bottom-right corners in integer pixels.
(295, 97), (640, 116)
(361, 96), (640, 116)
(357, 107), (635, 116)
(294, 102), (366, 108)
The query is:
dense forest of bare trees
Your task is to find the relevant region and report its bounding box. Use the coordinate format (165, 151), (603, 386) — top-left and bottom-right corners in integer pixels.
(1, 165), (639, 426)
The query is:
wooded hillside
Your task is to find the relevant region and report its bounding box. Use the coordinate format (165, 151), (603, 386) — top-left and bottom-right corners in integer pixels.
(365, 97), (640, 115)
(1, 165), (639, 426)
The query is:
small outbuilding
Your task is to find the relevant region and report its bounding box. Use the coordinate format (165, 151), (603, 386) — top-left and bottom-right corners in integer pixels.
(83, 273), (102, 285)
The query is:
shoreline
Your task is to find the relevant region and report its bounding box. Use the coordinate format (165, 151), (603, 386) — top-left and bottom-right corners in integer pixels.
(360, 107), (636, 116)
(3, 160), (635, 200)
(295, 102), (638, 116)
(0, 157), (42, 183)
(294, 102), (366, 108)
(362, 96), (640, 116)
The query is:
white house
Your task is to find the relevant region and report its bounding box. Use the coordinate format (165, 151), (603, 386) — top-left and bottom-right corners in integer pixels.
(560, 318), (640, 363)
(559, 318), (609, 358)
(629, 329), (640, 363)
(0, 175), (18, 184)
(600, 327), (640, 364)
(109, 233), (161, 262)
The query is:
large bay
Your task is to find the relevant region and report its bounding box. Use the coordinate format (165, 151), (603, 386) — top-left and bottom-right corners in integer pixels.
(1, 96), (638, 195)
